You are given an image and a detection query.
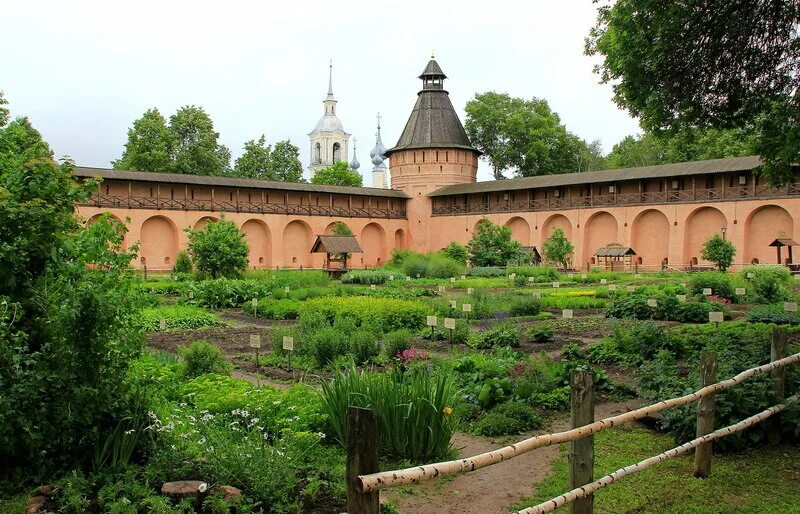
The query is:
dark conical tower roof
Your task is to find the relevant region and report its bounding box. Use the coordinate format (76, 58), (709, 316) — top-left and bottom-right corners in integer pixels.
(386, 58), (479, 156)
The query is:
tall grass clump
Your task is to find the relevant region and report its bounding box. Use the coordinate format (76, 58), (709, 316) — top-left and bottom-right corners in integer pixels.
(341, 269), (406, 285)
(319, 367), (457, 461)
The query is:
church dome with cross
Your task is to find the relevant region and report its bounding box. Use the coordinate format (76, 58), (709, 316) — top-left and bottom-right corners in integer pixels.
(308, 60), (350, 178)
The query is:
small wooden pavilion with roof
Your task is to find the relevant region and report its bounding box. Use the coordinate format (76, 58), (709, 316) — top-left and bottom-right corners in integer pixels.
(768, 238), (798, 266)
(594, 246), (637, 271)
(310, 235), (363, 277)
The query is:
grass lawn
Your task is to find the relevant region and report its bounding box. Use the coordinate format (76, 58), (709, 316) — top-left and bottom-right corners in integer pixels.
(515, 426), (800, 513)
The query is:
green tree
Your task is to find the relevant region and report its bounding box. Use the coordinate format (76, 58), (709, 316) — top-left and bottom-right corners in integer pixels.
(169, 105), (231, 175)
(268, 139), (304, 182)
(112, 108), (174, 172)
(587, 1), (799, 184)
(467, 220), (523, 267)
(186, 216), (249, 278)
(701, 235), (736, 271)
(311, 161), (363, 187)
(331, 221), (353, 236)
(1, 96), (142, 476)
(464, 92), (599, 179)
(173, 250), (193, 274)
(442, 241), (468, 265)
(0, 91), (9, 127)
(605, 133), (668, 169)
(233, 135), (272, 179)
(542, 227), (574, 269)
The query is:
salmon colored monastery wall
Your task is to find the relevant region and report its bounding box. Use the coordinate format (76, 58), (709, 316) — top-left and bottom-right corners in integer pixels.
(424, 199), (800, 270)
(79, 206), (408, 271)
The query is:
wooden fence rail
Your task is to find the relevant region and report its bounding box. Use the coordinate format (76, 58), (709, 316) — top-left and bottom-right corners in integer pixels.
(519, 394), (800, 514)
(355, 350), (800, 493)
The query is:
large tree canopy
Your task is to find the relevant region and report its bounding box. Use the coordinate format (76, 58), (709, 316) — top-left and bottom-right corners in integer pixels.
(587, 0), (800, 183)
(232, 135), (272, 179)
(112, 108), (174, 172)
(266, 139), (304, 182)
(465, 92), (603, 179)
(114, 105), (231, 176)
(605, 127), (757, 169)
(310, 161), (362, 187)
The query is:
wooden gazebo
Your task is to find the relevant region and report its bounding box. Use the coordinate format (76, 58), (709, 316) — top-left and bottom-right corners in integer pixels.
(310, 235), (363, 278)
(768, 238), (798, 265)
(520, 246), (542, 265)
(594, 246), (637, 271)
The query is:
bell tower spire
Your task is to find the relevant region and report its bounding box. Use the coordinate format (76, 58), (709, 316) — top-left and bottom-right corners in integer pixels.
(308, 59), (350, 178)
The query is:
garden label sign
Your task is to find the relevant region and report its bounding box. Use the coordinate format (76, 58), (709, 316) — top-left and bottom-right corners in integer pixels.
(461, 275), (466, 280)
(449, 300), (457, 309)
(249, 334), (261, 349)
(406, 276), (411, 281)
(252, 298), (258, 309)
(427, 316), (438, 327)
(389, 275), (394, 281)
(438, 285), (446, 293)
(450, 277), (456, 283)
(581, 273), (587, 279)
(467, 288), (475, 295)
(735, 288), (746, 296)
(282, 336), (294, 351)
(159, 319), (166, 331)
(647, 298), (658, 308)
(677, 294), (687, 301)
(188, 291), (194, 300)
(552, 281), (560, 288)
(371, 284), (377, 290)
(462, 303), (472, 312)
(284, 286), (290, 293)
(709, 311), (724, 323)
(747, 272), (754, 279)
(626, 285), (635, 293)
(784, 302), (798, 312)
(702, 288), (712, 296)
(608, 284), (617, 291)
(532, 292), (541, 299)
(444, 318), (456, 330)
(600, 279), (607, 285)
(528, 276), (535, 283)
(562, 309), (574, 319)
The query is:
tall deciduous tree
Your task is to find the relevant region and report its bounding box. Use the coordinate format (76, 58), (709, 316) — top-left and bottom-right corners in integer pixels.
(233, 135), (272, 179)
(465, 92), (602, 179)
(186, 216), (249, 278)
(586, 0), (799, 184)
(701, 235), (736, 271)
(113, 108), (174, 172)
(311, 161), (363, 187)
(170, 106), (231, 175)
(268, 140), (304, 182)
(467, 220), (523, 267)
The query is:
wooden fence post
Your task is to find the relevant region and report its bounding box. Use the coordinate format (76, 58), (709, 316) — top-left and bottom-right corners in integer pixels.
(346, 406), (379, 514)
(693, 351), (718, 478)
(569, 370), (595, 514)
(771, 327), (788, 399)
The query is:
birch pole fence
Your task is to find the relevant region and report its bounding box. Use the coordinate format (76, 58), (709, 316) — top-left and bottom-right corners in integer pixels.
(356, 350), (800, 493)
(517, 394), (800, 514)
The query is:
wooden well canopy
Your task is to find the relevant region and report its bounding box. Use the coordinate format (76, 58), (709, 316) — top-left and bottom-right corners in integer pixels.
(520, 246), (542, 265)
(768, 238), (798, 265)
(594, 246), (637, 271)
(311, 235), (363, 273)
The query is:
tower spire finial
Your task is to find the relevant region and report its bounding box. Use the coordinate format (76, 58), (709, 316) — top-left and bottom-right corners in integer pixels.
(327, 58), (334, 98)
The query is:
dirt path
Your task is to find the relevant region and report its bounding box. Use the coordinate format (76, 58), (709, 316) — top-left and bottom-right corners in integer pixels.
(385, 399), (641, 514)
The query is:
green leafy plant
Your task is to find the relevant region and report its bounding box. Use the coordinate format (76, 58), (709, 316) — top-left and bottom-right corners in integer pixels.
(701, 234), (736, 271)
(179, 340), (233, 378)
(469, 322), (521, 349)
(173, 250), (193, 275)
(467, 219), (524, 266)
(442, 242), (469, 265)
(542, 227), (574, 269)
(186, 216), (249, 278)
(137, 305), (224, 332)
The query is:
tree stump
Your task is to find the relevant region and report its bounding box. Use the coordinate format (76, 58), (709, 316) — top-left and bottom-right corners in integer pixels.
(209, 485), (242, 502)
(161, 480), (208, 498)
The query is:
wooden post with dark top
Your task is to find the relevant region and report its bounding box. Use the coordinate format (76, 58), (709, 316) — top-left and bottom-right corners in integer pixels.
(569, 370), (595, 514)
(771, 327), (788, 399)
(693, 351), (718, 478)
(346, 406), (379, 514)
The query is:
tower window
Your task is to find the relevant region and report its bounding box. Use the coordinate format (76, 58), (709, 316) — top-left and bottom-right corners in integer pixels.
(332, 142), (341, 162)
(314, 143), (321, 164)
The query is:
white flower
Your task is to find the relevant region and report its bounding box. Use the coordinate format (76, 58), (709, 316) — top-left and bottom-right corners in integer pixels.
(198, 437), (206, 445)
(198, 483), (208, 493)
(124, 429), (135, 436)
(200, 413), (214, 423)
(317, 432), (326, 439)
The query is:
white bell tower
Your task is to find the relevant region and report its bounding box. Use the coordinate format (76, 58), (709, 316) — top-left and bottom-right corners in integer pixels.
(308, 60), (350, 177)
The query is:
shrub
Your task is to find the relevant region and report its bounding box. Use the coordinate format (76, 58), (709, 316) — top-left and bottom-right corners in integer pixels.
(299, 296), (427, 332)
(179, 340), (233, 378)
(350, 330), (380, 365)
(606, 291), (728, 323)
(137, 305), (224, 332)
(341, 269), (405, 284)
(690, 272), (736, 301)
(187, 279), (274, 308)
(319, 367), (457, 461)
(307, 326), (349, 367)
(746, 305), (800, 325)
(382, 330), (413, 357)
(473, 412), (524, 436)
(542, 227), (574, 269)
(468, 220), (524, 267)
(529, 324), (554, 344)
(539, 296), (606, 310)
(173, 250), (193, 275)
(469, 322), (520, 349)
(442, 242), (469, 265)
(402, 254), (430, 278)
(587, 321), (673, 364)
(492, 402), (543, 430)
(509, 298), (542, 317)
(243, 298), (302, 320)
(739, 264), (792, 284)
(701, 234), (736, 271)
(507, 266), (560, 282)
(427, 253), (466, 278)
(388, 248), (423, 268)
(750, 273), (789, 303)
(467, 267), (507, 278)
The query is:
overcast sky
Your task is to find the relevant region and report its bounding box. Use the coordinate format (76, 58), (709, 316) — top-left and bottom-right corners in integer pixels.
(2, 0), (641, 185)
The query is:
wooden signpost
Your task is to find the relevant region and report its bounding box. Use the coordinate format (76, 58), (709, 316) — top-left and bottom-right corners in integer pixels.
(250, 334), (261, 366)
(252, 297), (258, 310)
(462, 303), (472, 320)
(449, 300), (457, 310)
(426, 315), (438, 339)
(159, 318), (167, 331)
(702, 288), (712, 296)
(552, 281), (561, 289)
(444, 317), (456, 343)
(600, 279), (607, 285)
(563, 309), (574, 319)
(283, 336), (294, 370)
